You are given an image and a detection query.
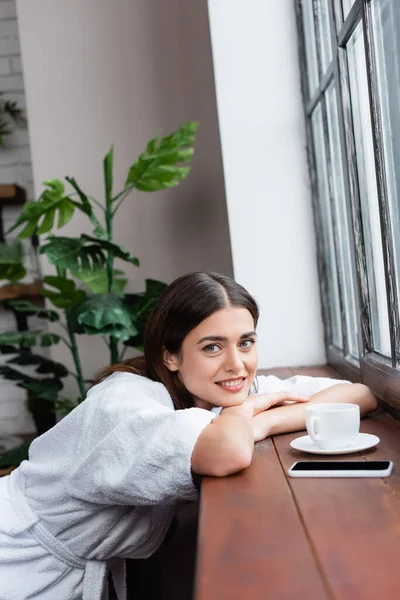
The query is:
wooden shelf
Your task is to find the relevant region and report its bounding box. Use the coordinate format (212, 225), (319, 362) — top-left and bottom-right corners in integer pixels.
(0, 281), (42, 300)
(0, 184), (26, 206)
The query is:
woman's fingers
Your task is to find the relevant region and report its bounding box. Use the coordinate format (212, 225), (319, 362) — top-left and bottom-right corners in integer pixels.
(268, 394), (310, 409)
(277, 395), (311, 405)
(275, 400), (307, 406)
(248, 392), (310, 415)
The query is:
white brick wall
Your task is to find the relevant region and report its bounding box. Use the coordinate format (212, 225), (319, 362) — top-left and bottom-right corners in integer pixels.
(0, 0), (37, 435)
(0, 2), (33, 196)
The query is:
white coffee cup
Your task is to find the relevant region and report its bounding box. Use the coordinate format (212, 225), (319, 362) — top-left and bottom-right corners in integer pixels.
(305, 403), (360, 450)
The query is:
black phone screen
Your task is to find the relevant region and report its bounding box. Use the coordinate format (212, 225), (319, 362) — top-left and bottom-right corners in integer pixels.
(291, 461), (390, 471)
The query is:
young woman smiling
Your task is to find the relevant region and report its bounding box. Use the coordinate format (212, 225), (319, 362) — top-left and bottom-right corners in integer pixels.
(0, 271), (377, 600)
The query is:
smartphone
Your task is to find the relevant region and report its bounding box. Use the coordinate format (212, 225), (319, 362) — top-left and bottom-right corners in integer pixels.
(288, 460), (393, 478)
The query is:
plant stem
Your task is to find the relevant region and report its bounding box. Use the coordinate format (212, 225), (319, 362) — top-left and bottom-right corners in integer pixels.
(69, 371), (82, 381)
(66, 312), (86, 402)
(105, 205), (114, 291)
(69, 193), (105, 212)
(59, 336), (73, 350)
(118, 344), (128, 362)
(104, 182), (118, 365)
(111, 186), (133, 204)
(55, 266), (86, 401)
(87, 196), (106, 211)
(109, 338), (119, 366)
(136, 298), (153, 318)
(111, 187), (134, 216)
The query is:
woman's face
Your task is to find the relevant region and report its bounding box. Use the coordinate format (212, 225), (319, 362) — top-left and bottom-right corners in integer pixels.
(164, 307), (258, 410)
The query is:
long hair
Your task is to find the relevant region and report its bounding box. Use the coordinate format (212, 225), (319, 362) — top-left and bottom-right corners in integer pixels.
(95, 271), (259, 409)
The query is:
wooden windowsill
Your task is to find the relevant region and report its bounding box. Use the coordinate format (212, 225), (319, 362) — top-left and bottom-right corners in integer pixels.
(196, 364), (400, 600)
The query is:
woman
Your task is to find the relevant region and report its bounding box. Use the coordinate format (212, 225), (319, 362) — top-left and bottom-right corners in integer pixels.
(0, 271), (377, 600)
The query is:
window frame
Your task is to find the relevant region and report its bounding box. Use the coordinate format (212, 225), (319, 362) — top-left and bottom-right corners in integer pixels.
(295, 0), (400, 416)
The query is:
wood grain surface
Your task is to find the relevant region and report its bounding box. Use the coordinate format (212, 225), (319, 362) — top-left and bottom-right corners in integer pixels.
(196, 438), (328, 600)
(275, 425), (400, 600)
(195, 374), (400, 600)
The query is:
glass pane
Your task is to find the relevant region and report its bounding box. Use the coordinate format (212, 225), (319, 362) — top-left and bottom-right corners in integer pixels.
(326, 83), (359, 358)
(371, 0), (400, 346)
(342, 0), (355, 20)
(347, 24), (391, 356)
(317, 0), (333, 73)
(302, 0), (319, 97)
(311, 103), (343, 349)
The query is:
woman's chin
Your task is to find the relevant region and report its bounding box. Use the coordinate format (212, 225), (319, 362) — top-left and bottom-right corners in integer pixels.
(193, 385), (251, 410)
(216, 388), (250, 407)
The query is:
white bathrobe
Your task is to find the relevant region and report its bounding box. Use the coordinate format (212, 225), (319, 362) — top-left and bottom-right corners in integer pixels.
(0, 371), (347, 600)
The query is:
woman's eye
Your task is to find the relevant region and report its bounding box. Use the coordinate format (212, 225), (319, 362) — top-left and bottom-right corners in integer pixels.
(240, 339), (255, 349)
(203, 344), (220, 353)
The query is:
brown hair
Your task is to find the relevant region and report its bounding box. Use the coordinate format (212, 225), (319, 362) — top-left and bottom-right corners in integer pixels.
(95, 271), (259, 409)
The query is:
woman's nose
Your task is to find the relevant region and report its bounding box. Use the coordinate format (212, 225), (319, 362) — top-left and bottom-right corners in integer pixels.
(224, 348), (244, 372)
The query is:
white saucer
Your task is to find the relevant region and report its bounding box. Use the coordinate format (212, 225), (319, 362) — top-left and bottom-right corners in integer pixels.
(290, 433), (380, 455)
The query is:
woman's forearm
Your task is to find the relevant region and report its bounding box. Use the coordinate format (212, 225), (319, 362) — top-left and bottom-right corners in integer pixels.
(192, 405), (254, 476)
(253, 383), (378, 441)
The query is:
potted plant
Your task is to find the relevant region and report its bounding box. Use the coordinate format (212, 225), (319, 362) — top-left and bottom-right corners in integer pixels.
(0, 121), (199, 469)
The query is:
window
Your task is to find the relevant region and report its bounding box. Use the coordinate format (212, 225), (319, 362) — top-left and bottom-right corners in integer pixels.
(296, 0), (400, 414)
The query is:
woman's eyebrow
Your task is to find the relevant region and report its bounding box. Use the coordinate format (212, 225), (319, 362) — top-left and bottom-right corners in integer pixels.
(197, 335), (227, 345)
(241, 330), (257, 339)
(197, 331), (257, 345)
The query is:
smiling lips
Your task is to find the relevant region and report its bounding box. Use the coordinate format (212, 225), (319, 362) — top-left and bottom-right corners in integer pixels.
(216, 377), (246, 392)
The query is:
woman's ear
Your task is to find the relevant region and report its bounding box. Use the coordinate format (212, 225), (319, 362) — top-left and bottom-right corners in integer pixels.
(163, 349), (180, 372)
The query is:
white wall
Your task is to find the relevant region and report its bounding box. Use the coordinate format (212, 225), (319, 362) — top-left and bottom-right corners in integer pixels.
(15, 0), (233, 404)
(207, 0), (326, 367)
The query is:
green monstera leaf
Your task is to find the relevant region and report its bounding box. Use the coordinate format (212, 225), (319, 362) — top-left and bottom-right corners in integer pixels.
(72, 268), (127, 294)
(65, 176), (106, 237)
(76, 293), (138, 340)
(6, 353), (68, 378)
(123, 279), (168, 350)
(0, 366), (63, 403)
(0, 365), (34, 383)
(9, 300), (60, 322)
(42, 276), (87, 309)
(24, 378), (63, 401)
(7, 179), (75, 238)
(0, 330), (60, 348)
(124, 122), (198, 192)
(40, 235), (139, 271)
(41, 237), (105, 271)
(0, 240), (26, 282)
(0, 262), (25, 283)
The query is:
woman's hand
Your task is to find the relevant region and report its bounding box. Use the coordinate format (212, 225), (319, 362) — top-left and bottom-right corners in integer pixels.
(251, 383), (378, 443)
(245, 392), (310, 416)
(246, 392), (310, 442)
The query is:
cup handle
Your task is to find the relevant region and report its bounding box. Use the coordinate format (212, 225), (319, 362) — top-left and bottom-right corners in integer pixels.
(308, 416), (322, 444)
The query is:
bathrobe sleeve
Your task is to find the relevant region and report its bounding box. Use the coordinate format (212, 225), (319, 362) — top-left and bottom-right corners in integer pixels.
(256, 374), (351, 396)
(64, 374), (215, 507)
